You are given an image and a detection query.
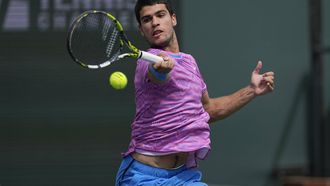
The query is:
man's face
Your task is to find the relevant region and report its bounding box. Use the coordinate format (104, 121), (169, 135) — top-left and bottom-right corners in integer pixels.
(138, 4), (177, 47)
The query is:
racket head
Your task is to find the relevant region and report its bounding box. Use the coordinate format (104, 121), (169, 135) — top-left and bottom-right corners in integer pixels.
(67, 10), (138, 69)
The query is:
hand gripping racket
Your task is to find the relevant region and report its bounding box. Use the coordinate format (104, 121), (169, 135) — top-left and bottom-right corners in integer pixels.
(67, 10), (163, 69)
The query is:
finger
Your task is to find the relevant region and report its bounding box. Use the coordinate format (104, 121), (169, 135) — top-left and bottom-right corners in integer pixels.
(254, 61), (263, 74)
(263, 77), (274, 84)
(157, 53), (169, 60)
(169, 61), (175, 69)
(263, 75), (274, 80)
(157, 52), (166, 57)
(168, 57), (175, 67)
(162, 57), (169, 63)
(267, 82), (274, 91)
(153, 61), (161, 69)
(163, 60), (169, 68)
(266, 79), (274, 85)
(167, 60), (174, 69)
(162, 56), (174, 68)
(262, 71), (275, 77)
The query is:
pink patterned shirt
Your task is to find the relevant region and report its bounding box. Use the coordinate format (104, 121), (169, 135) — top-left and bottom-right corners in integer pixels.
(123, 48), (211, 167)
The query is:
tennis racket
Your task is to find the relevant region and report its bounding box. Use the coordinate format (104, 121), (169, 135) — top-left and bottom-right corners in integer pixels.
(67, 10), (163, 69)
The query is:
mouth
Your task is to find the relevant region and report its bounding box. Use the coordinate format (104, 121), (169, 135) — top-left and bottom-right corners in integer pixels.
(152, 30), (163, 37)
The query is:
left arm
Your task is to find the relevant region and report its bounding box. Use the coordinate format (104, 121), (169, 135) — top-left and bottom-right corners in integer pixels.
(202, 86), (256, 123)
(202, 61), (275, 123)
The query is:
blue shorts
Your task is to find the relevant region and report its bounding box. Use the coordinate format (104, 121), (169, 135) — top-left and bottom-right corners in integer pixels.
(115, 155), (208, 186)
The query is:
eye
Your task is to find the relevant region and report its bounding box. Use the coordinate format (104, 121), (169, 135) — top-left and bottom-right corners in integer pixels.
(141, 16), (152, 23)
(157, 12), (166, 18)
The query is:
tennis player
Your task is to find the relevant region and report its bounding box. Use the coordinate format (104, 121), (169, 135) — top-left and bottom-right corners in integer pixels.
(115, 0), (275, 185)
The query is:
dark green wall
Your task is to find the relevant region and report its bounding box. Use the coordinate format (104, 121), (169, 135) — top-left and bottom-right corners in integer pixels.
(180, 0), (329, 185)
(0, 0), (155, 185)
(1, 0), (329, 186)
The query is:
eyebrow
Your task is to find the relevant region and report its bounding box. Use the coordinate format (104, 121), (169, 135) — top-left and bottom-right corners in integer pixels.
(140, 10), (168, 21)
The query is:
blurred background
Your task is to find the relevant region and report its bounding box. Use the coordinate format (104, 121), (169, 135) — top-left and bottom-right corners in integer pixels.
(0, 0), (329, 185)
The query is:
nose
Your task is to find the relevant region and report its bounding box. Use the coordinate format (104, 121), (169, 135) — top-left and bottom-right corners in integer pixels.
(151, 17), (160, 27)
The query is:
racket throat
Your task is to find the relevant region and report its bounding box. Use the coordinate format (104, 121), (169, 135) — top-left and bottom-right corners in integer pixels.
(118, 53), (137, 59)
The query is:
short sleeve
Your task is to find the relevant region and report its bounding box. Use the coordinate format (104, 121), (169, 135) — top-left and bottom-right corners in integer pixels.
(189, 55), (208, 94)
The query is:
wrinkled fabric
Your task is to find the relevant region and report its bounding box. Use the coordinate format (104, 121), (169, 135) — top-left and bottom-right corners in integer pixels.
(123, 49), (211, 168)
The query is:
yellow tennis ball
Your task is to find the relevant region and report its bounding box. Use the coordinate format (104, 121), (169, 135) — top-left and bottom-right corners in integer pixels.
(109, 71), (127, 90)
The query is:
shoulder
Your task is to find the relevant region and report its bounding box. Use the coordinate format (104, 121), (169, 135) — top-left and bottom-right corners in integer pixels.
(180, 52), (198, 65)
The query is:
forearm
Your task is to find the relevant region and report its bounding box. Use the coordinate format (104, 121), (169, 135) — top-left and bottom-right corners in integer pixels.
(206, 85), (256, 123)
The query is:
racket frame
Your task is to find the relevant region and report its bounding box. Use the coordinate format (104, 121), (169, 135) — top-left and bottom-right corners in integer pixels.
(67, 10), (163, 69)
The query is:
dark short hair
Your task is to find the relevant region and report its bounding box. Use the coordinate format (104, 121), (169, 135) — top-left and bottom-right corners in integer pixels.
(135, 0), (174, 25)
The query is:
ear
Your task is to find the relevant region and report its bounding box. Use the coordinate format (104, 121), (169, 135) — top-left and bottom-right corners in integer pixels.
(171, 13), (177, 27)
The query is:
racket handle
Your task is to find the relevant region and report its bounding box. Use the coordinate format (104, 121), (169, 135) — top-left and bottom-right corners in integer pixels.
(139, 51), (164, 63)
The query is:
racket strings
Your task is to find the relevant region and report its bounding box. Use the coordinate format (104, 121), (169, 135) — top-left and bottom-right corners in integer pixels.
(70, 12), (122, 66)
(101, 20), (111, 41)
(106, 28), (119, 58)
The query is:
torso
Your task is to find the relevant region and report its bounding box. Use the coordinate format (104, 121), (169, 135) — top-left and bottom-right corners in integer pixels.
(124, 49), (211, 168)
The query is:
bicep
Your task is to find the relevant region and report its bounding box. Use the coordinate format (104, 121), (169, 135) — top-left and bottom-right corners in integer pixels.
(202, 91), (218, 123)
(202, 91), (229, 122)
(202, 90), (212, 111)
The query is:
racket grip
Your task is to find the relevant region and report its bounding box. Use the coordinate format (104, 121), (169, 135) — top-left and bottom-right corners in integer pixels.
(139, 51), (164, 63)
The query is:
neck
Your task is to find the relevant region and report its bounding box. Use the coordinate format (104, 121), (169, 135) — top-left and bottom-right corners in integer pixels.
(163, 32), (180, 53)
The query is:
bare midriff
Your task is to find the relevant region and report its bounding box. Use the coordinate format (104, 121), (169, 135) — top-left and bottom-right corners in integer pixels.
(132, 152), (189, 169)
